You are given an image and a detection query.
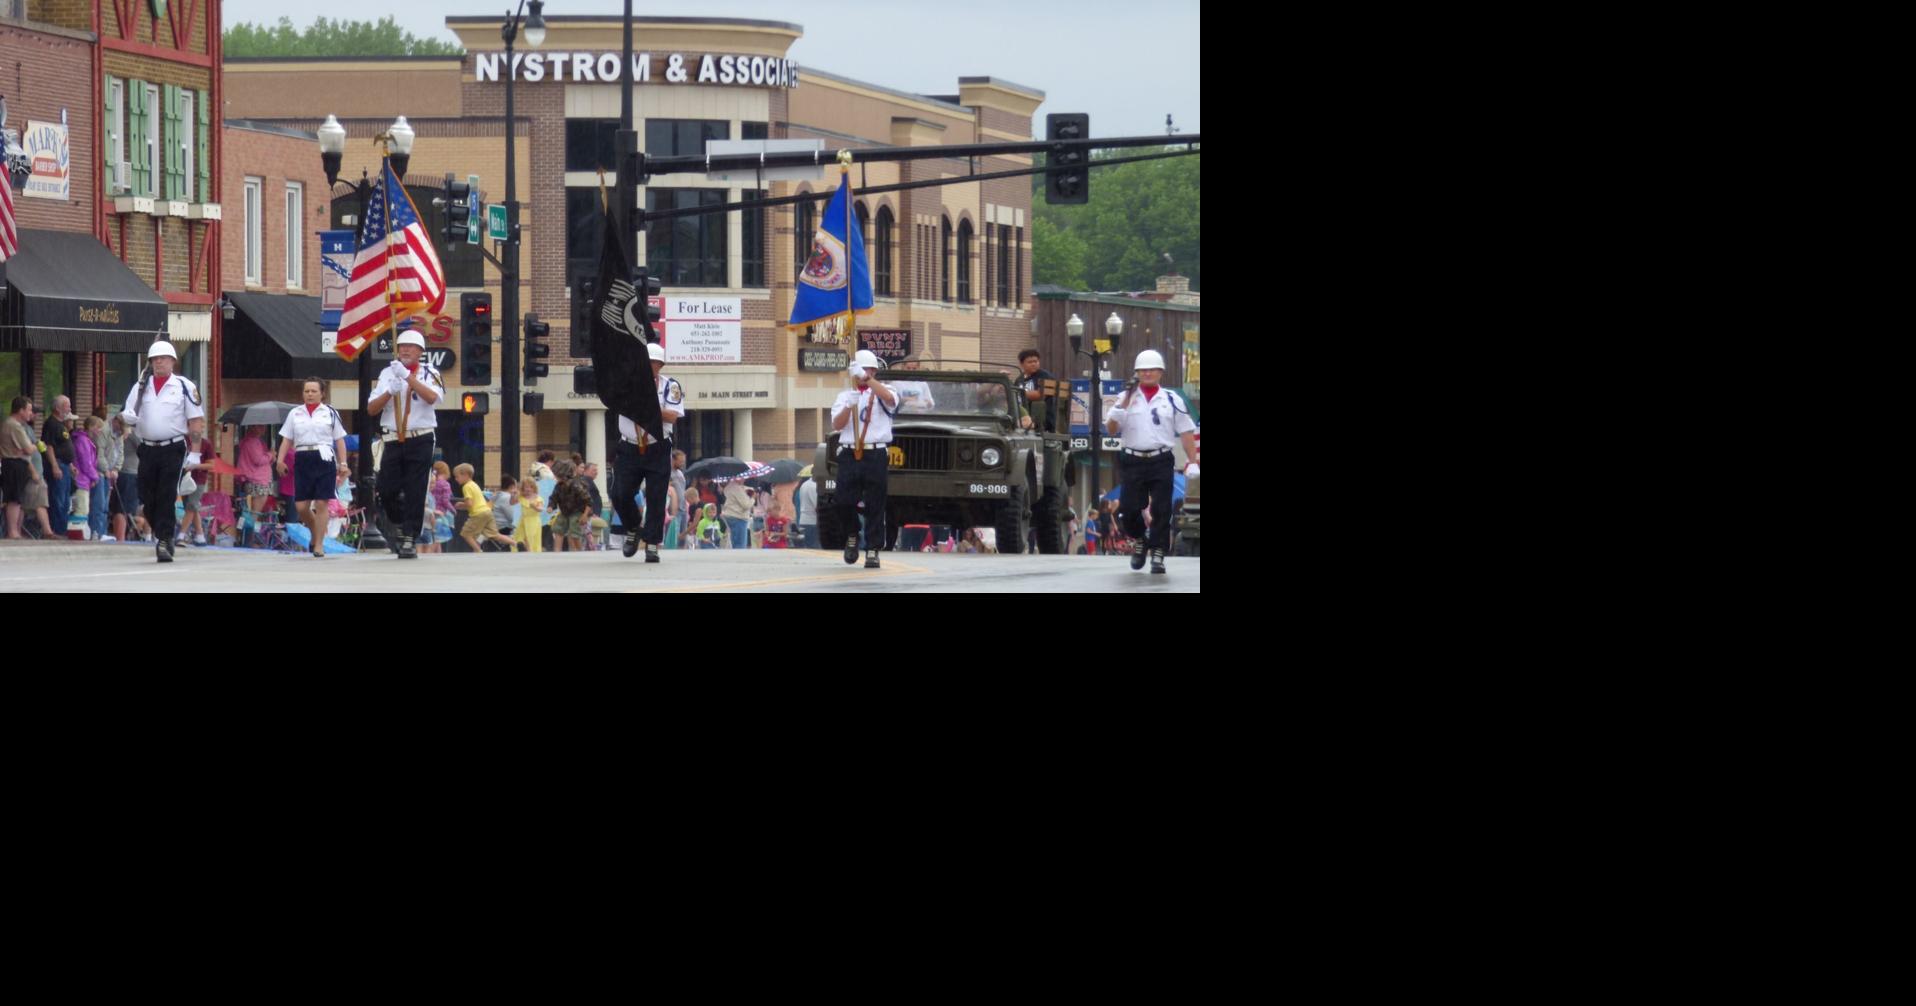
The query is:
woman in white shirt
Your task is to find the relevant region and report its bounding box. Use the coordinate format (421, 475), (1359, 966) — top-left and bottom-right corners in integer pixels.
(275, 378), (350, 558)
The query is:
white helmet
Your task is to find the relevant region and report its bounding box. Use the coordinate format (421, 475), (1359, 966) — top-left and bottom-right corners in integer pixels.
(1134, 350), (1166, 371)
(852, 350), (884, 371)
(648, 342), (667, 363)
(146, 340), (178, 360)
(396, 332), (428, 350)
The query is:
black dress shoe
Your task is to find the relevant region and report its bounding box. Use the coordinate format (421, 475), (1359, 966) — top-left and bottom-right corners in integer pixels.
(645, 544), (661, 563)
(1130, 549), (1147, 571)
(624, 531), (642, 557)
(397, 536), (418, 559)
(157, 541), (173, 563)
(864, 550), (881, 569)
(1149, 549), (1166, 574)
(843, 536), (860, 564)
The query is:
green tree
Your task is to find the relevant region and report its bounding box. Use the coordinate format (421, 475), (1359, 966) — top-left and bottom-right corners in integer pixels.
(224, 16), (463, 57)
(1032, 147), (1199, 293)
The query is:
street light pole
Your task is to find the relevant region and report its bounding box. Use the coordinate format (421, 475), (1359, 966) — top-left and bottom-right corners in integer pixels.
(1069, 312), (1122, 553)
(318, 113), (388, 550)
(500, 0), (546, 484)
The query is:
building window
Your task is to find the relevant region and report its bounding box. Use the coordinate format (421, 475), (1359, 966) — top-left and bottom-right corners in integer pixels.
(643, 119), (730, 158)
(742, 189), (768, 288)
(982, 223), (992, 305)
(566, 119), (618, 173)
(143, 83), (160, 199)
(645, 188), (727, 287)
(285, 183), (304, 289)
(1014, 226), (1022, 310)
(795, 197), (815, 278)
(244, 177), (263, 285)
(743, 121), (769, 140)
(178, 89), (195, 203)
(566, 187), (607, 293)
(957, 220), (973, 303)
(997, 223), (1011, 307)
(941, 217), (952, 302)
(854, 201), (869, 252)
(874, 206), (894, 296)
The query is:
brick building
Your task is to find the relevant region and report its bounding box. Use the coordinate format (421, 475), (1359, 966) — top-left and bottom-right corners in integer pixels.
(223, 14), (1041, 488)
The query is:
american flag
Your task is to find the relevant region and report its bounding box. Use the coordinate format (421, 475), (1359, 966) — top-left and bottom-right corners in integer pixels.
(0, 173), (18, 264)
(336, 160), (444, 360)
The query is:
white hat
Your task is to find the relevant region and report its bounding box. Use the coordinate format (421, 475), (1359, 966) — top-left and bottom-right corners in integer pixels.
(1133, 349), (1166, 371)
(648, 342), (667, 363)
(146, 340), (178, 360)
(396, 332), (428, 349)
(852, 349), (884, 371)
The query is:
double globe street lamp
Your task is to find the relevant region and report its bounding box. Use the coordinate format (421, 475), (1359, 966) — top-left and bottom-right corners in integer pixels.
(1068, 311), (1124, 548)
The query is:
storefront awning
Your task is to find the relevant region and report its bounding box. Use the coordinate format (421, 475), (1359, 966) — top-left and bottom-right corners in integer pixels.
(221, 292), (357, 381)
(0, 229), (169, 352)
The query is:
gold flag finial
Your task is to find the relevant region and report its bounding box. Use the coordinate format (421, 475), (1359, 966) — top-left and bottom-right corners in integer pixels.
(837, 148), (853, 167)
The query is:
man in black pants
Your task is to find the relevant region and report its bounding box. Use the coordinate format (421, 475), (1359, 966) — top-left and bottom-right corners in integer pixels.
(614, 343), (686, 562)
(366, 332), (443, 558)
(1103, 350), (1199, 575)
(118, 340), (204, 563)
(830, 350), (900, 568)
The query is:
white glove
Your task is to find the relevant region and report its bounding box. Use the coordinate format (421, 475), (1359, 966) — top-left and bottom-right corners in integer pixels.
(849, 365), (867, 380)
(1184, 463), (1200, 478)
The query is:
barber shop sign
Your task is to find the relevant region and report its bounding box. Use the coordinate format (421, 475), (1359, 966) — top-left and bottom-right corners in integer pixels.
(22, 120), (69, 201)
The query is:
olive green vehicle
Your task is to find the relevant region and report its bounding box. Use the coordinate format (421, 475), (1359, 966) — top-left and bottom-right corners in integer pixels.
(811, 364), (1075, 554)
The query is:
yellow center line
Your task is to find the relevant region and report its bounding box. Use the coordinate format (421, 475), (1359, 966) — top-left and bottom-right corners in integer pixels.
(624, 559), (932, 593)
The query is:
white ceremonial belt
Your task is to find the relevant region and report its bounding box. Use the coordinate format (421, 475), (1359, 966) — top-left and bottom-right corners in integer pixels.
(1121, 446), (1173, 458)
(380, 430), (436, 443)
(141, 435), (186, 447)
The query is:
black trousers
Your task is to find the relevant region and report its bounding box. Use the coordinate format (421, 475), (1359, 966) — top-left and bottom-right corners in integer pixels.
(377, 433), (435, 539)
(1118, 452), (1176, 552)
(137, 441), (187, 542)
(835, 446), (890, 550)
(613, 438), (672, 545)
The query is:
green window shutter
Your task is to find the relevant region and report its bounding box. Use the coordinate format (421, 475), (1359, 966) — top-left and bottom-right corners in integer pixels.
(129, 80), (146, 197)
(103, 75), (119, 195)
(165, 85), (183, 201)
(197, 88), (211, 203)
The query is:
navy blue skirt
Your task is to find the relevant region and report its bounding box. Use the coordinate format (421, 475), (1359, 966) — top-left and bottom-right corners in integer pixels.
(293, 451), (336, 502)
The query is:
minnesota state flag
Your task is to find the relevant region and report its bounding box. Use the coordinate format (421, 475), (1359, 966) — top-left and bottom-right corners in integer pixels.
(787, 170), (874, 329)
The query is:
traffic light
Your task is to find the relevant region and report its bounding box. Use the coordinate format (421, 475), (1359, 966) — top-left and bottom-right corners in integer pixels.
(443, 173), (473, 245)
(634, 268), (663, 342)
(523, 391), (544, 415)
(460, 292), (492, 386)
(523, 312), (550, 382)
(1045, 113), (1089, 205)
(461, 391), (489, 415)
(571, 276), (595, 356)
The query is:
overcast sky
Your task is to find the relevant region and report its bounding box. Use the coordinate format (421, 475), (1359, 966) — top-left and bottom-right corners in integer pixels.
(222, 0), (1200, 139)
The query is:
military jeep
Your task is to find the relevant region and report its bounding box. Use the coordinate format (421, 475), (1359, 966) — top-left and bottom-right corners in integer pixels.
(811, 364), (1075, 554)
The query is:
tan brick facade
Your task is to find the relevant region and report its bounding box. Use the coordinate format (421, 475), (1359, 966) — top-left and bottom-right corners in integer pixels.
(221, 124), (329, 294)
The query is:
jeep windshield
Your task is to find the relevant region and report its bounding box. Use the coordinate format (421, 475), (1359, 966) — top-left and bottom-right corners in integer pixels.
(890, 375), (1019, 422)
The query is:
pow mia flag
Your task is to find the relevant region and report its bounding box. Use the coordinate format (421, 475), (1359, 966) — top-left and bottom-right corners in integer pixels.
(587, 224), (664, 443)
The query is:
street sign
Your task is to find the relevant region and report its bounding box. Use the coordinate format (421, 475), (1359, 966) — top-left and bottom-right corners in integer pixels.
(487, 203), (508, 241)
(466, 174), (482, 244)
(1070, 437), (1090, 450)
(424, 348), (456, 372)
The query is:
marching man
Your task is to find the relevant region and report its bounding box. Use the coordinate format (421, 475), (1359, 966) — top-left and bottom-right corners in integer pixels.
(830, 349), (899, 568)
(365, 331), (442, 558)
(613, 342), (686, 562)
(119, 340), (203, 564)
(1104, 349), (1198, 575)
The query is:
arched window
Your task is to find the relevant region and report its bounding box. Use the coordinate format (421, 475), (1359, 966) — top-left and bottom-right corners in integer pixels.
(855, 201), (871, 251)
(957, 220), (973, 304)
(941, 217), (953, 302)
(875, 205), (895, 296)
(795, 196), (815, 276)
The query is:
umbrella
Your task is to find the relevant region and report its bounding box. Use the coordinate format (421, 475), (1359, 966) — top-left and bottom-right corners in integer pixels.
(746, 458), (807, 489)
(717, 461), (776, 485)
(219, 401), (299, 428)
(684, 457), (754, 482)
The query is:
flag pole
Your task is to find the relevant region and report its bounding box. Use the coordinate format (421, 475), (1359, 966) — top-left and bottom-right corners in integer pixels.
(382, 156), (409, 444)
(842, 151), (867, 461)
